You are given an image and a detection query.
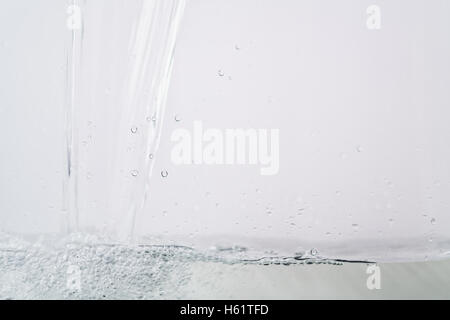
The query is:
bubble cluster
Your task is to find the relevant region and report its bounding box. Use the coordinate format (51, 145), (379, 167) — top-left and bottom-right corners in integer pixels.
(0, 233), (353, 299)
(0, 234), (195, 299)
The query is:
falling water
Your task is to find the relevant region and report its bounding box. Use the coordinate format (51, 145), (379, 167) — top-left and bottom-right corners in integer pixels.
(63, 0), (186, 240)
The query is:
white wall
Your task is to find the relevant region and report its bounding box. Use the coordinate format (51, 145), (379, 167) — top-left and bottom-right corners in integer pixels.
(1, 0), (449, 262)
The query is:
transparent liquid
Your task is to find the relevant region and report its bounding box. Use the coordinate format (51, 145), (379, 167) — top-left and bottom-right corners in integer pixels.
(1, 0), (450, 300)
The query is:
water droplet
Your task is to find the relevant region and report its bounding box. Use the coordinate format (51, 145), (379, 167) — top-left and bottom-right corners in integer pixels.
(131, 170), (139, 177)
(174, 114), (181, 122)
(234, 45), (240, 50)
(147, 114), (157, 123)
(352, 223), (359, 232)
(356, 145), (363, 153)
(218, 70), (225, 77)
(310, 248), (318, 256)
(161, 170), (168, 178)
(431, 218), (436, 225)
(131, 127), (138, 134)
(294, 251), (305, 257)
(148, 153), (154, 160)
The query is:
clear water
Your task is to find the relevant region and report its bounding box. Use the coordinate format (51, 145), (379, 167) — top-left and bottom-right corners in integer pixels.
(62, 0), (187, 240)
(2, 0), (450, 299)
(59, 0), (450, 263)
(0, 232), (359, 299)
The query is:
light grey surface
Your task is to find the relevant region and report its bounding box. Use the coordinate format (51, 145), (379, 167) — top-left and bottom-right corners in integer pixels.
(181, 260), (450, 299)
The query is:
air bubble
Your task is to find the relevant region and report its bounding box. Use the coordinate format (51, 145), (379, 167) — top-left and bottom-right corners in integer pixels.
(147, 114), (157, 123)
(174, 115), (181, 122)
(218, 70), (225, 77)
(310, 248), (318, 256)
(131, 170), (139, 177)
(161, 170), (168, 178)
(131, 127), (138, 134)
